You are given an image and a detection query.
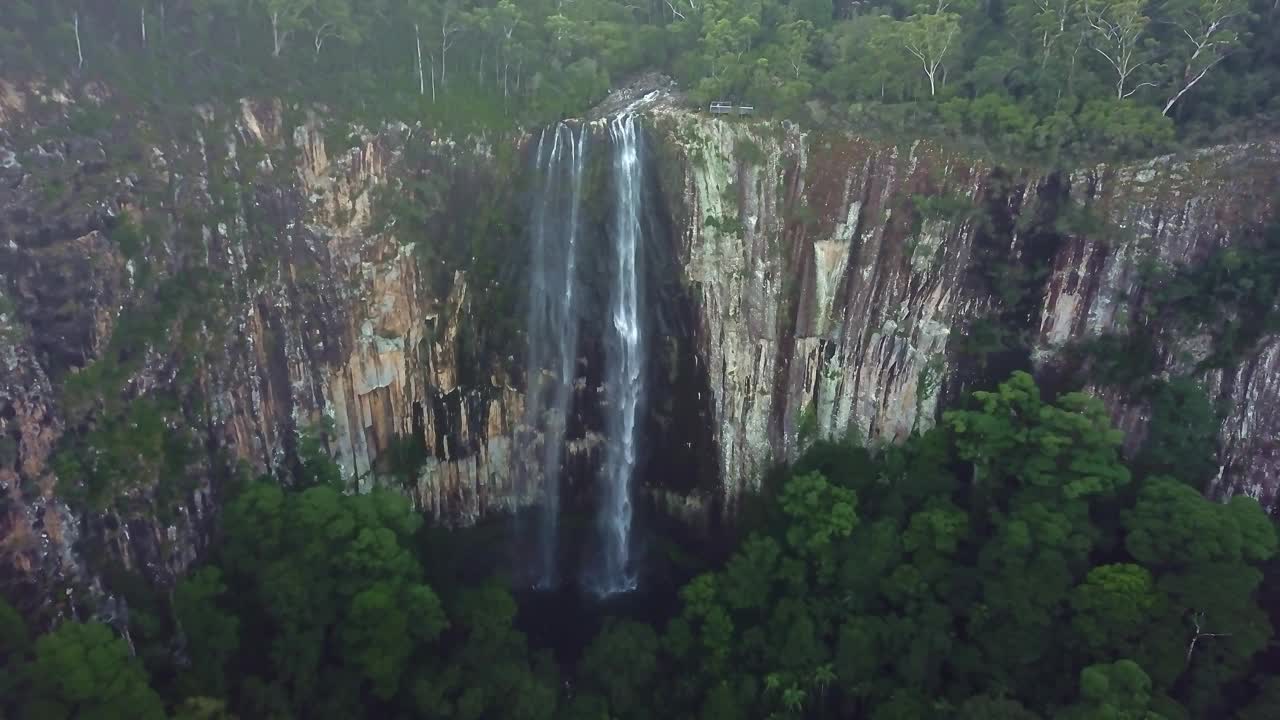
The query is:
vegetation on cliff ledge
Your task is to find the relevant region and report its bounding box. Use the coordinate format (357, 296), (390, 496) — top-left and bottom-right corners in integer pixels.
(3, 371), (1280, 719)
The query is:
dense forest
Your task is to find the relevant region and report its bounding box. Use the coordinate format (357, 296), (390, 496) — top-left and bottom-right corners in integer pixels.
(3, 0), (1280, 161)
(2, 372), (1280, 718)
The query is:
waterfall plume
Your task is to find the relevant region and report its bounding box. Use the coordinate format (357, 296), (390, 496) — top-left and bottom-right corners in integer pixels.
(524, 122), (587, 589)
(592, 114), (646, 596)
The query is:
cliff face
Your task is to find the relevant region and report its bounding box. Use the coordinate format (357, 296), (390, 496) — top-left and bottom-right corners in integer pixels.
(1, 81), (1279, 610)
(0, 86), (541, 610)
(653, 113), (1280, 511)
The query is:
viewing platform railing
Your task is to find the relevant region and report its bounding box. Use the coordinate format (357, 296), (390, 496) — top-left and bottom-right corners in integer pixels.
(709, 102), (755, 116)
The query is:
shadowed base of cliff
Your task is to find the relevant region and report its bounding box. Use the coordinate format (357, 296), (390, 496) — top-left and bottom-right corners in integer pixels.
(420, 494), (715, 667)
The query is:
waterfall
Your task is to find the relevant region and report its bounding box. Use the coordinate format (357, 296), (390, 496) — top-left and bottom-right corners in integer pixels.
(525, 123), (587, 589)
(594, 114), (646, 595)
(523, 115), (648, 595)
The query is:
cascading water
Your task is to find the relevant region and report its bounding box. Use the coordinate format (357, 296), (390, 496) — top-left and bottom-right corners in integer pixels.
(524, 123), (587, 589)
(593, 114), (646, 595)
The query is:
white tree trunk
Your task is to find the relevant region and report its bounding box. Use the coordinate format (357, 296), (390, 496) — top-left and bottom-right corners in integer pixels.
(429, 53), (437, 103)
(440, 18), (450, 89)
(1163, 61), (1219, 115)
(141, 7), (147, 47)
(314, 23), (333, 55)
(271, 11), (282, 57)
(415, 23), (425, 97)
(73, 11), (84, 70)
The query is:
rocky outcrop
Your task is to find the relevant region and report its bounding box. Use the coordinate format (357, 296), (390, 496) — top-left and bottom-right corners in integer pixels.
(2, 80), (1280, 609)
(0, 285), (80, 610)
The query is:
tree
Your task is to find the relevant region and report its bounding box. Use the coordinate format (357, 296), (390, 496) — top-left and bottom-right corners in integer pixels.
(824, 15), (917, 102)
(217, 478), (447, 712)
(1082, 0), (1154, 98)
(957, 695), (1044, 718)
(1015, 0), (1084, 68)
(1070, 564), (1162, 660)
(0, 597), (27, 661)
(72, 5), (85, 70)
(1135, 378), (1219, 487)
(779, 471), (858, 569)
(174, 568), (240, 697)
(898, 12), (962, 97)
(1123, 477), (1253, 569)
(172, 697), (239, 720)
(579, 620), (661, 717)
(792, 0), (834, 24)
(21, 622), (166, 720)
(1060, 660), (1169, 719)
(413, 580), (558, 720)
(437, 0), (464, 90)
(256, 0), (314, 57)
(1160, 0), (1249, 115)
(777, 19), (815, 81)
(405, 0), (435, 99)
(309, 0), (359, 55)
(945, 371), (1131, 502)
(342, 581), (445, 698)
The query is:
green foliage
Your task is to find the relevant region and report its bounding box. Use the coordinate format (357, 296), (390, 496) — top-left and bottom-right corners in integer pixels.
(1061, 660), (1166, 720)
(945, 371), (1130, 500)
(20, 622), (166, 720)
(212, 474), (449, 712)
(579, 620), (660, 719)
(296, 418), (343, 487)
(0, 597), (29, 702)
(1078, 222), (1280, 400)
(172, 697), (240, 720)
(656, 371), (1275, 718)
(413, 579), (557, 720)
(1149, 224), (1280, 369)
(1124, 477), (1276, 569)
(53, 396), (195, 514)
(1136, 378), (1220, 488)
(1074, 100), (1176, 158)
(106, 216), (149, 260)
(732, 137), (767, 168)
(174, 568), (240, 698)
(5, 0), (1274, 160)
(795, 403), (818, 450)
(1070, 564), (1161, 660)
(779, 471), (857, 559)
(9, 359), (1280, 720)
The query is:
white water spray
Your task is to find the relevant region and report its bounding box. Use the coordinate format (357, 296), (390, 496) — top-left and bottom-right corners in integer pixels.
(595, 114), (646, 595)
(525, 123), (587, 589)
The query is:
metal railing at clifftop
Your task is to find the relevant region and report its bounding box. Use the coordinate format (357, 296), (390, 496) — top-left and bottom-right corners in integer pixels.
(709, 102), (755, 116)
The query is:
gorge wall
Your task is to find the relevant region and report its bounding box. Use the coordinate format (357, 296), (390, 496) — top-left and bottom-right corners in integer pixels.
(1, 81), (1278, 613)
(651, 110), (1280, 514)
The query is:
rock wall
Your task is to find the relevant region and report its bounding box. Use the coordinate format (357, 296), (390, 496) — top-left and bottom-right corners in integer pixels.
(651, 112), (1280, 512)
(3, 80), (1280, 611)
(0, 87), (542, 612)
